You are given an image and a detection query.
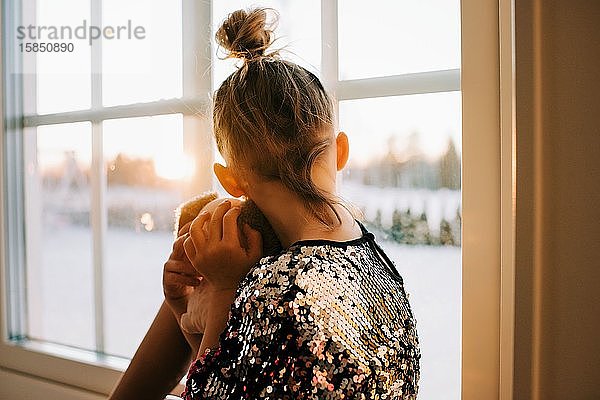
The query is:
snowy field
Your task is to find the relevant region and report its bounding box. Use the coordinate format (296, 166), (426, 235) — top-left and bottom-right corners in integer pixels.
(383, 241), (461, 400)
(29, 223), (460, 399)
(341, 181), (462, 234)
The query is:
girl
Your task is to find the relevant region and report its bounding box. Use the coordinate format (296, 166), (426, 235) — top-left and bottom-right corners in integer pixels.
(177, 8), (421, 400)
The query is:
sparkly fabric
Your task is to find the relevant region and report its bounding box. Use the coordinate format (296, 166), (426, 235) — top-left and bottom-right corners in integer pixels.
(182, 226), (420, 399)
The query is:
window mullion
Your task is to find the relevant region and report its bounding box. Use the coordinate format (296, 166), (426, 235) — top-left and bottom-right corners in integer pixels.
(182, 0), (213, 197)
(90, 121), (106, 355)
(322, 0), (342, 196)
(22, 98), (208, 127)
(321, 0), (340, 132)
(90, 0), (106, 354)
(20, 0), (40, 346)
(2, 0), (27, 341)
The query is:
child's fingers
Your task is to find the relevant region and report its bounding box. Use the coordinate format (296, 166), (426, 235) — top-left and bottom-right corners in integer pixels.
(179, 259), (200, 278)
(222, 207), (241, 245)
(183, 236), (197, 263)
(242, 223), (263, 260)
(189, 212), (210, 247)
(165, 258), (200, 278)
(178, 221), (192, 237)
(164, 270), (201, 287)
(209, 200), (231, 241)
(171, 234), (188, 258)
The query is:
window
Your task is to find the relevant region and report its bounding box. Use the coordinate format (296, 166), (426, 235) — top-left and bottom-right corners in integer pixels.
(333, 2), (462, 395)
(17, 0), (189, 360)
(3, 0), (208, 384)
(339, 93), (462, 398)
(2, 0), (510, 397)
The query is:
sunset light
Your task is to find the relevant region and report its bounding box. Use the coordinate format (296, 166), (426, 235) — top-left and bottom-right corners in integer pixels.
(154, 153), (195, 181)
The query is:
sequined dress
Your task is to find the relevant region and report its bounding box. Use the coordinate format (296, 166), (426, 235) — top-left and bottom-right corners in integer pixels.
(182, 224), (420, 399)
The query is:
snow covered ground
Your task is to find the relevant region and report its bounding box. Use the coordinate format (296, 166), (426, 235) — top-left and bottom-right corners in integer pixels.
(382, 241), (461, 400)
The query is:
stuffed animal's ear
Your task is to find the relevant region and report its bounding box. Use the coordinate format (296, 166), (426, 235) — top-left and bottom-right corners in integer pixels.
(214, 163), (245, 197)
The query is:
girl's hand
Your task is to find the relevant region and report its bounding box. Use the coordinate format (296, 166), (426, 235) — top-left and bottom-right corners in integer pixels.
(183, 200), (263, 291)
(163, 222), (202, 316)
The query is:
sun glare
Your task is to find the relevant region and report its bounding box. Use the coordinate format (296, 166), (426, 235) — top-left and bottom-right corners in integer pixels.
(154, 154), (195, 181)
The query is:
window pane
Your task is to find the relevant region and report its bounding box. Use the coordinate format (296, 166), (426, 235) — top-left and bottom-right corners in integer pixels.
(338, 0), (461, 80)
(339, 92), (461, 398)
(102, 114), (188, 358)
(212, 1), (321, 88)
(102, 0), (182, 106)
(34, 0), (91, 114)
(26, 122), (94, 350)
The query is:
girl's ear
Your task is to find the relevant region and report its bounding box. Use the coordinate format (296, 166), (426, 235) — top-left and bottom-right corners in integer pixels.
(214, 163), (246, 197)
(336, 132), (350, 171)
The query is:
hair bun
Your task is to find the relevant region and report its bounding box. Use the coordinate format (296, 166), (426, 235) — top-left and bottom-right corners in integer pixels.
(216, 8), (276, 61)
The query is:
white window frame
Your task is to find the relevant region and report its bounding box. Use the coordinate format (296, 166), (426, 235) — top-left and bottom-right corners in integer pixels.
(0, 0), (516, 398)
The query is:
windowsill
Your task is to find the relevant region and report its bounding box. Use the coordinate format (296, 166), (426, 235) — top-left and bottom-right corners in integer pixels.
(0, 338), (126, 395)
(0, 338), (186, 396)
(7, 338), (130, 371)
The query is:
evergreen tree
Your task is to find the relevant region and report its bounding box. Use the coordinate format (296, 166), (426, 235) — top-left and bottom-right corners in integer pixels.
(440, 139), (461, 190)
(391, 209), (403, 242)
(373, 209), (382, 229)
(439, 218), (455, 245)
(414, 211), (432, 245)
(451, 207), (462, 246)
(401, 209), (416, 245)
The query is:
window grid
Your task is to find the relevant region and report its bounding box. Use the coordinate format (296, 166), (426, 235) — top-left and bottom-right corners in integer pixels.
(12, 0), (460, 351)
(13, 0), (214, 355)
(1, 0), (471, 395)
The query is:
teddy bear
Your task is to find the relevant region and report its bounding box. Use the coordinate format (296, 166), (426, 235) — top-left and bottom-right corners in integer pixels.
(174, 192), (282, 337)
(174, 192), (282, 257)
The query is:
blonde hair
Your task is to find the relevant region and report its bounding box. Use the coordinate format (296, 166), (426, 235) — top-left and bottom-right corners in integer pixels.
(213, 8), (340, 227)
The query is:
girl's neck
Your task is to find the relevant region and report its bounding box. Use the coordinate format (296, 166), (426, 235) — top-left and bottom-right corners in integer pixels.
(248, 182), (362, 248)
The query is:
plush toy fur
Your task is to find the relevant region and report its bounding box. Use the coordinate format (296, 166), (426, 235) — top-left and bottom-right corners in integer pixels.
(175, 192), (282, 257)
